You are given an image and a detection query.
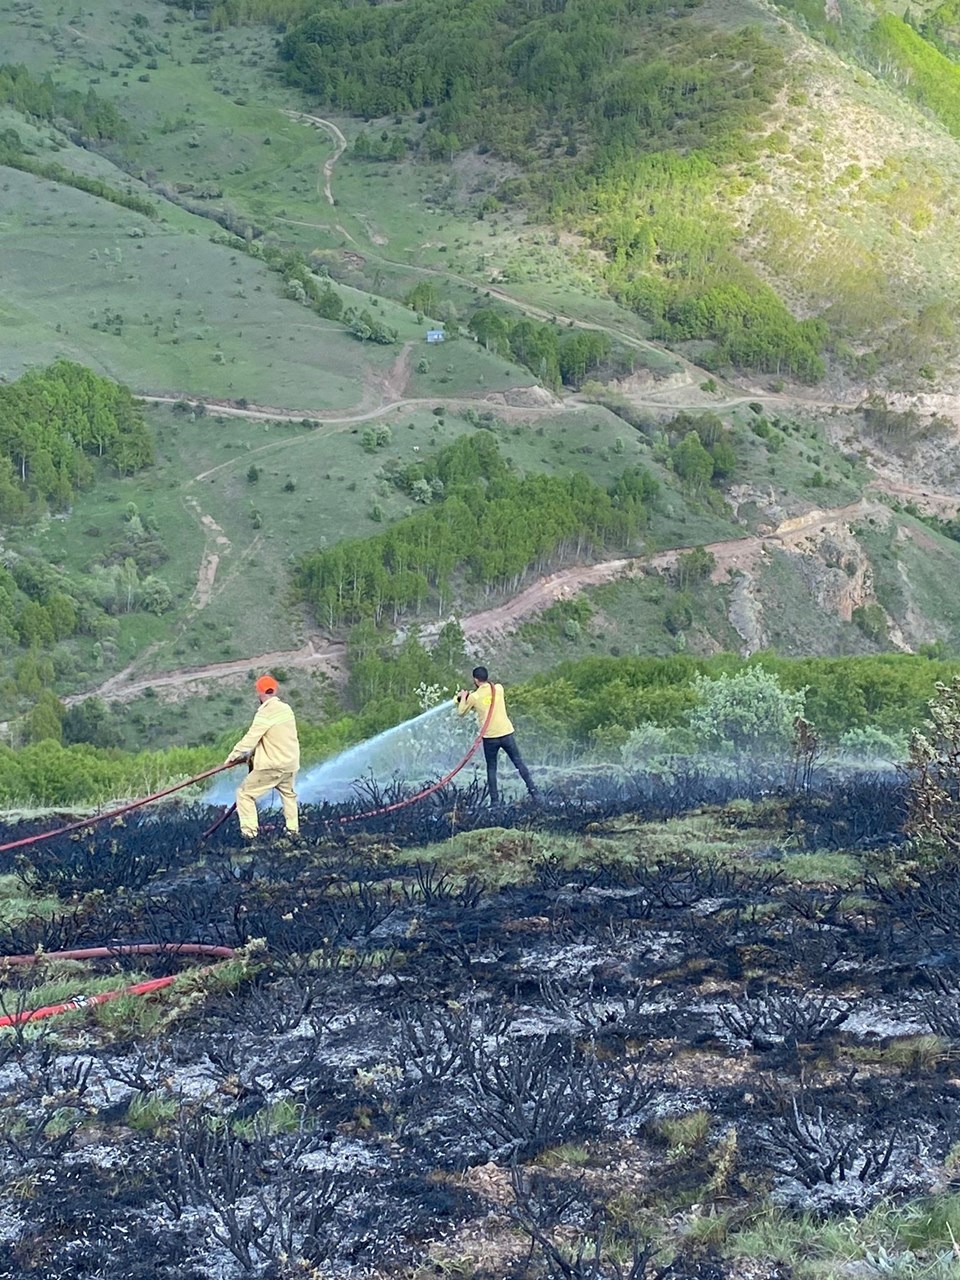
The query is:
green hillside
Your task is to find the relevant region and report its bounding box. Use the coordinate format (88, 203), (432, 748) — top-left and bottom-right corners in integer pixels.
(2, 0), (960, 761)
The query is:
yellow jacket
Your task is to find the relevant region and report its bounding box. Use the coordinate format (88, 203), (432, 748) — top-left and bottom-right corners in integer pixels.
(455, 682), (514, 738)
(230, 696), (300, 771)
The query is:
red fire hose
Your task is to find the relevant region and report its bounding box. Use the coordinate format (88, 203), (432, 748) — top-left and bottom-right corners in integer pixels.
(1, 944), (235, 964)
(201, 686), (498, 840)
(0, 766), (239, 1028)
(0, 976), (179, 1027)
(0, 761), (235, 856)
(0, 944), (236, 1028)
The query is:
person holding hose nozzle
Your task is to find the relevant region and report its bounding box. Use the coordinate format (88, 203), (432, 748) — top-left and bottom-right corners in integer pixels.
(225, 674), (300, 842)
(455, 666), (538, 806)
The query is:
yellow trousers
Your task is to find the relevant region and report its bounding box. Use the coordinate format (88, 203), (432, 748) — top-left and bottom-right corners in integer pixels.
(236, 768), (299, 837)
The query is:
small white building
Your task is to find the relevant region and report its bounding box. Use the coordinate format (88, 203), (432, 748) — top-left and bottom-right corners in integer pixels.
(426, 329), (445, 343)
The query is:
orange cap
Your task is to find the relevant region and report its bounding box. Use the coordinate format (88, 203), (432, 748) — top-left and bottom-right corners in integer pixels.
(255, 674), (278, 695)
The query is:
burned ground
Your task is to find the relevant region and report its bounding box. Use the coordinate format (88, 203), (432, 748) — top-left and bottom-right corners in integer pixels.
(0, 772), (957, 1279)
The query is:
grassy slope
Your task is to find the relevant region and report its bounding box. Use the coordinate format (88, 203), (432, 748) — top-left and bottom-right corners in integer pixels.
(11, 0), (960, 380)
(3, 0), (960, 748)
(724, 4), (960, 379)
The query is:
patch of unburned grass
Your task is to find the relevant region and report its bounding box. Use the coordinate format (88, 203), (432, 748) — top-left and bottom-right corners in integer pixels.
(845, 1035), (955, 1074)
(779, 849), (862, 886)
(535, 1142), (593, 1168)
(654, 1110), (712, 1155)
(728, 1195), (960, 1278)
(595, 812), (771, 865)
(232, 1097), (304, 1139)
(409, 807), (788, 890)
(125, 1091), (179, 1133)
(411, 828), (583, 886)
(0, 874), (59, 928)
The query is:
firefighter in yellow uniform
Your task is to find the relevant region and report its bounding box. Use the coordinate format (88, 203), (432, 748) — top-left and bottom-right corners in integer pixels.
(225, 674), (300, 840)
(455, 665), (537, 805)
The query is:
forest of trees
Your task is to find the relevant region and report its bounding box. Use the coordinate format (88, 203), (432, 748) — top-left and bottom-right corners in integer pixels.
(573, 152), (828, 381)
(0, 365), (165, 722)
(868, 14), (960, 139)
(0, 362), (153, 517)
(297, 433), (657, 628)
(661, 411), (738, 490)
(467, 308), (612, 389)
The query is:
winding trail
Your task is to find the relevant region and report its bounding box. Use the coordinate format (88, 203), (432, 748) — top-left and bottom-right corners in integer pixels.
(282, 110), (346, 206)
(187, 501), (231, 608)
(143, 388), (555, 431)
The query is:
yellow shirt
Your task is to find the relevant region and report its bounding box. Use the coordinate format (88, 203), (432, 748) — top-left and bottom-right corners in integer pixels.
(230, 696), (300, 771)
(455, 682), (514, 738)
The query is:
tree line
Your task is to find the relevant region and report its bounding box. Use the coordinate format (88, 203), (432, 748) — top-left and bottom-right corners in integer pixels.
(8, 636), (958, 805)
(510, 651), (959, 749)
(0, 362), (153, 517)
(573, 151), (828, 382)
(467, 308), (612, 389)
(296, 433), (657, 628)
(0, 127), (157, 219)
(868, 14), (960, 140)
(405, 287), (621, 388)
(19, 645), (954, 800)
(208, 233), (399, 345)
(0, 698), (363, 801)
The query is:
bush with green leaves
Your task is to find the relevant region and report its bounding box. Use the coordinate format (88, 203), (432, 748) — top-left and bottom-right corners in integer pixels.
(687, 667), (805, 757)
(906, 675), (960, 861)
(837, 725), (906, 765)
(620, 721), (688, 777)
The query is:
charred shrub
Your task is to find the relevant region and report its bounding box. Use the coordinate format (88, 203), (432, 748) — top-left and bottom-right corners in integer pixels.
(462, 1032), (638, 1160)
(763, 1089), (903, 1190)
(717, 988), (851, 1049)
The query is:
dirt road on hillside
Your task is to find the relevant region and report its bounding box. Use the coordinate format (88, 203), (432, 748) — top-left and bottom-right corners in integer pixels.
(142, 388), (557, 429)
(282, 110), (346, 206)
(443, 499), (874, 641)
(69, 494), (926, 707)
(62, 637), (348, 709)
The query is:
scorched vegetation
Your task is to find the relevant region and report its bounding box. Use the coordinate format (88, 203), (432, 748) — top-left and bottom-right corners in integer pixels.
(0, 758), (959, 1279)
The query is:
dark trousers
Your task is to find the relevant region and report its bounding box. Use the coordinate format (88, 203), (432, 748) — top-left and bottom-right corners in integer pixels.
(482, 733), (536, 804)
